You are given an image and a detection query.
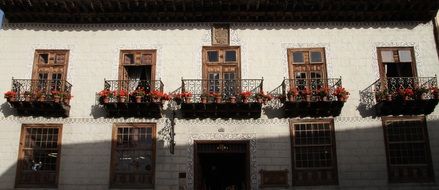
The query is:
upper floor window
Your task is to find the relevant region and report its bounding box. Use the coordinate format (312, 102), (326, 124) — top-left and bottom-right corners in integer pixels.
(288, 48), (327, 92)
(15, 124), (62, 188)
(290, 119), (338, 186)
(110, 123), (156, 188)
(377, 47), (417, 78)
(382, 116), (434, 183)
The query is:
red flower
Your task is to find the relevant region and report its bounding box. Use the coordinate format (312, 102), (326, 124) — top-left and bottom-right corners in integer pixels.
(240, 91), (252, 98)
(4, 91), (17, 98)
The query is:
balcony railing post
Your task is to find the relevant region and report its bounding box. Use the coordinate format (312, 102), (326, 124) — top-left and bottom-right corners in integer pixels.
(282, 77), (286, 96)
(181, 78), (185, 93)
(260, 77), (264, 93)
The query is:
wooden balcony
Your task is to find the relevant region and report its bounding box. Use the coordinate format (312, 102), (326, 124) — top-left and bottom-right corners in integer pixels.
(360, 76), (439, 116)
(5, 79), (72, 117)
(179, 79), (263, 119)
(271, 78), (345, 118)
(99, 79), (164, 118)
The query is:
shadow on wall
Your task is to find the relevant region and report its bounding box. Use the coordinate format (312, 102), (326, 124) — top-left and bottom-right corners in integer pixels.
(0, 118), (438, 190)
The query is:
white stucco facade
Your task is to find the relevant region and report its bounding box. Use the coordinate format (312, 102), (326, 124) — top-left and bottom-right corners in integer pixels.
(0, 21), (438, 189)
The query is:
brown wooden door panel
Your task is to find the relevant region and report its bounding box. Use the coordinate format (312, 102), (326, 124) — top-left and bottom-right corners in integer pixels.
(31, 50), (69, 93)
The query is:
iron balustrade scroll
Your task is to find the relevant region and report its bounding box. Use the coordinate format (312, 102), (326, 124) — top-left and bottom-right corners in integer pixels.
(101, 79), (164, 103)
(360, 76), (438, 109)
(11, 79), (72, 102)
(271, 78), (342, 102)
(180, 79), (263, 103)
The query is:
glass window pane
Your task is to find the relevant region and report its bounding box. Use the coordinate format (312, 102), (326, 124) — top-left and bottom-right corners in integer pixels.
(207, 51), (219, 62)
(124, 54), (135, 64)
(381, 51), (394, 62)
(293, 52), (304, 63)
(295, 72), (306, 79)
(399, 50), (412, 62)
(310, 52), (322, 63)
(39, 54), (49, 64)
(225, 51), (236, 62)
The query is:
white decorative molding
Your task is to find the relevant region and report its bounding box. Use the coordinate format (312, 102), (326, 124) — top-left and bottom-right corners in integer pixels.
(372, 42), (422, 79)
(0, 116), (166, 125)
(186, 133), (257, 190)
(2, 114), (430, 124)
(280, 43), (333, 78)
(229, 25), (250, 79)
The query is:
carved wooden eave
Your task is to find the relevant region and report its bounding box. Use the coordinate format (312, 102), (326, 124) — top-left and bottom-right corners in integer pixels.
(0, 0), (438, 23)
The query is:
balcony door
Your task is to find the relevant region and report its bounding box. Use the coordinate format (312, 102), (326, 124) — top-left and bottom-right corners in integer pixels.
(31, 50), (69, 92)
(119, 50), (156, 92)
(287, 48), (327, 91)
(377, 47), (417, 90)
(202, 47), (240, 96)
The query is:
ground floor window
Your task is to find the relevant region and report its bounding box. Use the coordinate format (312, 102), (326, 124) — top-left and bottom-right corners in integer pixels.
(382, 116), (434, 183)
(290, 119), (338, 186)
(110, 123), (156, 188)
(15, 124), (62, 188)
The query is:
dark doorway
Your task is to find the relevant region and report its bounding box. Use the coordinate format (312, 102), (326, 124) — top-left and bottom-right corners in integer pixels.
(195, 141), (249, 190)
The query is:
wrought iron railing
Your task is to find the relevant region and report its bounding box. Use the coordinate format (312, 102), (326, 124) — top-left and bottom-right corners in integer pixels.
(101, 79), (164, 103)
(180, 79), (263, 103)
(11, 79), (72, 102)
(270, 77), (342, 102)
(360, 76), (438, 108)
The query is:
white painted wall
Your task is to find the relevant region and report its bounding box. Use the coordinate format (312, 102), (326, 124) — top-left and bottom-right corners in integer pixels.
(0, 22), (438, 189)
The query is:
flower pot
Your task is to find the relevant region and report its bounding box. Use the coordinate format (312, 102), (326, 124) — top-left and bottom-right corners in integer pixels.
(257, 98), (263, 104)
(63, 98), (70, 105)
(337, 96), (346, 102)
(288, 95), (296, 102)
(386, 94), (392, 101)
(6, 97), (16, 102)
(201, 97), (208, 104)
(119, 96), (127, 103)
(230, 96), (236, 104)
(135, 96), (142, 103)
(242, 97), (249, 103)
(24, 95), (32, 102)
(322, 96), (328, 101)
(184, 97), (192, 103)
(153, 97), (161, 103)
(215, 96), (222, 104)
(306, 95), (312, 102)
(103, 97), (110, 104)
(53, 95), (61, 103)
(38, 95), (46, 102)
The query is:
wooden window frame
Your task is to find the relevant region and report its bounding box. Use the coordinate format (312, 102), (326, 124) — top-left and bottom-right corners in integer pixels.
(377, 47), (417, 80)
(289, 119), (338, 186)
(15, 124), (63, 188)
(110, 123), (156, 188)
(381, 116), (435, 183)
(118, 50), (157, 81)
(287, 48), (327, 82)
(32, 50), (69, 81)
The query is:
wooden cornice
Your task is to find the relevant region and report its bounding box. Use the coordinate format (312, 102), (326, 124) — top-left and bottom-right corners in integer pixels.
(0, 0), (438, 23)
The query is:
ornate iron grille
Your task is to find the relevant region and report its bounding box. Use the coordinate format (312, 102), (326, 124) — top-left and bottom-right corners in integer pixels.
(11, 79), (72, 102)
(102, 79), (164, 103)
(271, 78), (342, 102)
(360, 76), (438, 108)
(181, 79), (263, 103)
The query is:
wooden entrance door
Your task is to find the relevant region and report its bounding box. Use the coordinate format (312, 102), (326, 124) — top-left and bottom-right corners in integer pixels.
(202, 46), (240, 95)
(32, 50), (69, 92)
(287, 48), (327, 90)
(194, 141), (250, 190)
